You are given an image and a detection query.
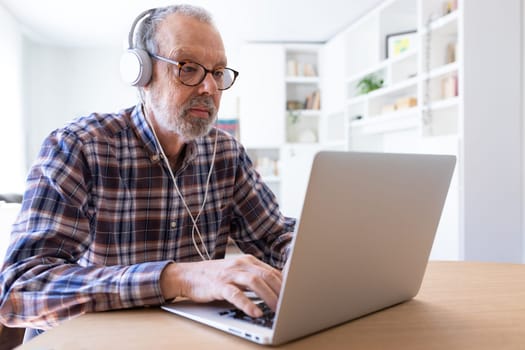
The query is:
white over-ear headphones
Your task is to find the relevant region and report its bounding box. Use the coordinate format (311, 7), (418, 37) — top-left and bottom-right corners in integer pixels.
(128, 7), (221, 260)
(120, 8), (155, 86)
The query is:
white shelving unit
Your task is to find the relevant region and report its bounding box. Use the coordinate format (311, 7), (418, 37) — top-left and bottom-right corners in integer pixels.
(239, 44), (322, 217)
(282, 45), (323, 217)
(332, 0), (460, 260)
(284, 45), (322, 144)
(325, 0), (461, 260)
(239, 0), (522, 262)
(320, 0), (521, 262)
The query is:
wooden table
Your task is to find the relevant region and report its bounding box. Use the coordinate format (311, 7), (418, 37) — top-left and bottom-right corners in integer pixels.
(17, 261), (525, 349)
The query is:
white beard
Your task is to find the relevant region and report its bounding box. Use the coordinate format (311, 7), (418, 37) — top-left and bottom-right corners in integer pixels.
(150, 94), (218, 141)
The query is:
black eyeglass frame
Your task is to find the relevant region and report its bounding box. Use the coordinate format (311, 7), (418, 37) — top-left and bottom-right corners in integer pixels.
(149, 53), (239, 90)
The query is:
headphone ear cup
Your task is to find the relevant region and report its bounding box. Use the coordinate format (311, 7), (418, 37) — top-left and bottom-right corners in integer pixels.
(120, 48), (152, 86)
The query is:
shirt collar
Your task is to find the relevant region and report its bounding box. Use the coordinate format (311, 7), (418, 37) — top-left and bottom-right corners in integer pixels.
(128, 103), (200, 166)
(129, 103), (158, 159)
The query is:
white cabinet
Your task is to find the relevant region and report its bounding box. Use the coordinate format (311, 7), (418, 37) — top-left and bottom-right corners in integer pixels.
(238, 0), (523, 262)
(341, 0), (461, 259)
(319, 32), (347, 149)
(279, 144), (322, 219)
(284, 45), (322, 144)
(239, 44), (285, 148)
(239, 44), (322, 147)
(319, 34), (346, 115)
(340, 0), (522, 262)
(239, 44), (322, 212)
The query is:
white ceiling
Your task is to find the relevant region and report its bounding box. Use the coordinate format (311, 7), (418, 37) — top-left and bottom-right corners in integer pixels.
(1, 0), (384, 50)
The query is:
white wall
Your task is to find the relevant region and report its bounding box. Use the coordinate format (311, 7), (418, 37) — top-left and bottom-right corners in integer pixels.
(0, 203), (21, 261)
(22, 43), (137, 166)
(462, 0), (522, 263)
(523, 0), (525, 261)
(22, 41), (241, 168)
(0, 6), (26, 193)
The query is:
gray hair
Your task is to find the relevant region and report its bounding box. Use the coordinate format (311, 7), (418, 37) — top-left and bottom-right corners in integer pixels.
(134, 4), (215, 55)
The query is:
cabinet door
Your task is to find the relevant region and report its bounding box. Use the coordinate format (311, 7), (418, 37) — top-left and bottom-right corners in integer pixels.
(239, 44), (285, 148)
(279, 144), (322, 219)
(319, 33), (347, 146)
(319, 33), (346, 114)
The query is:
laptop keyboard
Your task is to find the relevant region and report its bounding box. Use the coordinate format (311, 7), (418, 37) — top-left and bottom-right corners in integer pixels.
(218, 301), (275, 329)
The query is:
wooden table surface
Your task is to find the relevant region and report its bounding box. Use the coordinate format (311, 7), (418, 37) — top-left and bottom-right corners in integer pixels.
(17, 261), (525, 350)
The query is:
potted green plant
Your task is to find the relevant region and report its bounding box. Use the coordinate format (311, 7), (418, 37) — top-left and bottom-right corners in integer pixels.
(356, 74), (384, 95)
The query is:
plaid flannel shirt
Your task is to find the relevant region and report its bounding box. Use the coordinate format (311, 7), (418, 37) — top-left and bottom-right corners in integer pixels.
(0, 105), (295, 329)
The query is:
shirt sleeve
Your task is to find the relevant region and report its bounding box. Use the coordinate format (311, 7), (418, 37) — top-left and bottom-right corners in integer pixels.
(0, 129), (170, 330)
(230, 145), (296, 269)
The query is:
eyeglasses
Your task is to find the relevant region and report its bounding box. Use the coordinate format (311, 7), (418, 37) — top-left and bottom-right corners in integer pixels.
(149, 53), (239, 90)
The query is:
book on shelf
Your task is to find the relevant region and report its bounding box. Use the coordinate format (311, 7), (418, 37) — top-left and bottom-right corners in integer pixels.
(380, 96), (417, 115)
(305, 90), (321, 110)
(446, 42), (457, 64)
(254, 156), (279, 177)
(441, 76), (458, 99)
(286, 59), (317, 77)
(287, 100), (304, 110)
(312, 90), (320, 110)
(303, 63), (317, 77)
(216, 118), (239, 139)
(287, 59), (298, 76)
(286, 91), (321, 111)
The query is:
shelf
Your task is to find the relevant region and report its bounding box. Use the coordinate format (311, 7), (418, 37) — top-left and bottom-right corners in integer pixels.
(424, 10), (459, 35)
(346, 94), (367, 106)
(287, 109), (321, 117)
(368, 105), (419, 119)
(346, 49), (417, 84)
(387, 48), (418, 66)
(422, 96), (460, 111)
(347, 76), (418, 108)
(366, 76), (418, 99)
(350, 107), (420, 134)
(421, 62), (458, 80)
(285, 76), (319, 84)
(367, 76), (418, 98)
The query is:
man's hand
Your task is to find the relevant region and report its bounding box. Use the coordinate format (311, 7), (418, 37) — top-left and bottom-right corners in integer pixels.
(160, 255), (282, 318)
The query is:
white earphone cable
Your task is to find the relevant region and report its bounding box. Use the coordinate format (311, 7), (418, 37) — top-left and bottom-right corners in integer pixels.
(146, 111), (218, 261)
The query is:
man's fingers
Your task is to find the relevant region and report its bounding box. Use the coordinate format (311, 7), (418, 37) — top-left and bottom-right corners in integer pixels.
(222, 285), (263, 318)
(228, 255), (283, 294)
(229, 271), (279, 311)
(168, 256), (285, 318)
(259, 268), (282, 298)
(225, 256), (282, 311)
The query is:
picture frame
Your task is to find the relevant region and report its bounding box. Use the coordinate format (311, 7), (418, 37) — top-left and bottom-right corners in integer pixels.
(385, 30), (417, 59)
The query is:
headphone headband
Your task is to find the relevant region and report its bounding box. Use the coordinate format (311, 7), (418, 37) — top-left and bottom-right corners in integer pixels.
(127, 8), (156, 49)
(120, 8), (156, 87)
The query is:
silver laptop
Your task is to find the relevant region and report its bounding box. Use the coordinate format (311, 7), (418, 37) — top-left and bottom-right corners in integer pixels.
(162, 151), (456, 345)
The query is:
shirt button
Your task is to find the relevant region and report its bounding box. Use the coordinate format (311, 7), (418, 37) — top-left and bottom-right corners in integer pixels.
(150, 154), (160, 163)
(170, 221), (177, 229)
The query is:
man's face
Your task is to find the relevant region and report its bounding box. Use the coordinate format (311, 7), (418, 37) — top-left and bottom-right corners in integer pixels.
(144, 13), (226, 141)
